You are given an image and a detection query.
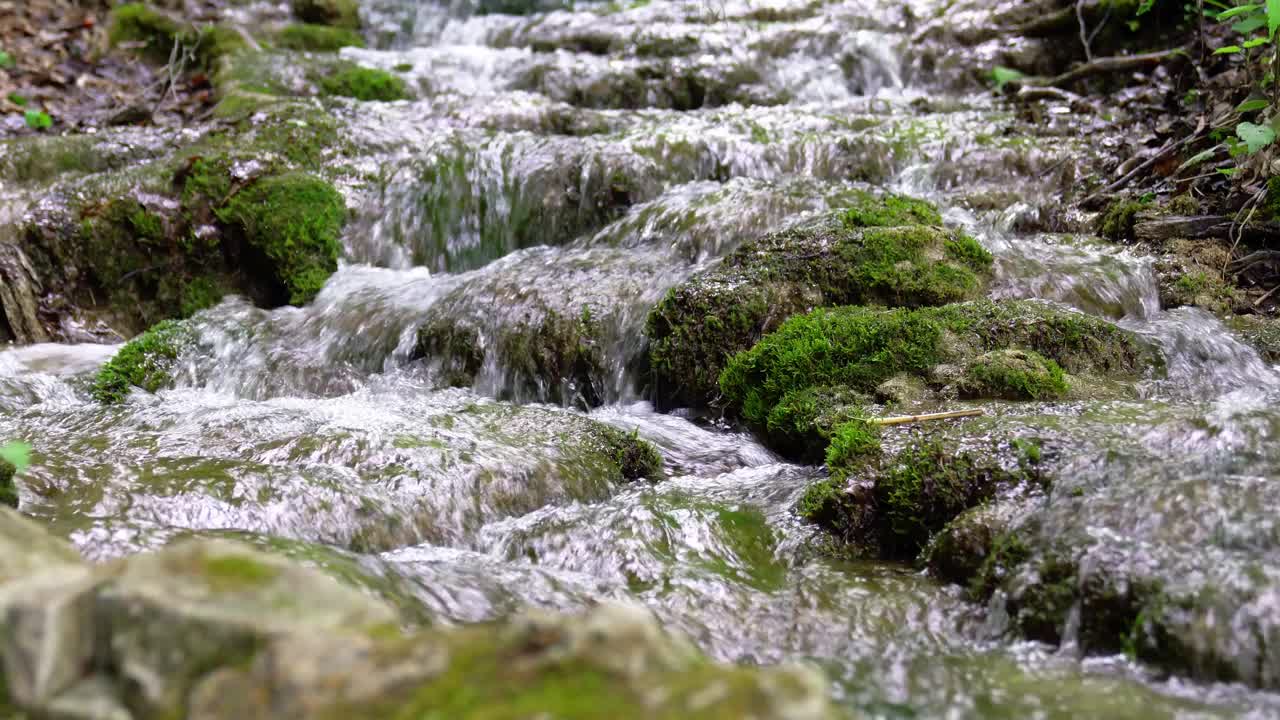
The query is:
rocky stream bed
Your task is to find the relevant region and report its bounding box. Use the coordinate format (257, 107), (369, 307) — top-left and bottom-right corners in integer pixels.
(3, 0), (1280, 717)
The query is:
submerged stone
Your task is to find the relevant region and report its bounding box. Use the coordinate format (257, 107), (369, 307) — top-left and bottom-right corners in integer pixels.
(645, 201), (991, 409)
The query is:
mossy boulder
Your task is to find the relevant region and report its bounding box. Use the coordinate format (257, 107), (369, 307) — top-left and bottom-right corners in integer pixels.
(1096, 198), (1147, 242)
(719, 299), (1155, 452)
(319, 65), (410, 101)
(216, 172), (345, 305)
(91, 319), (194, 404)
(645, 199), (991, 409)
(290, 0), (362, 29)
(277, 23), (365, 51)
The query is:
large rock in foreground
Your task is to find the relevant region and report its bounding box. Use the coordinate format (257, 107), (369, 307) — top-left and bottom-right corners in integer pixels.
(0, 510), (839, 719)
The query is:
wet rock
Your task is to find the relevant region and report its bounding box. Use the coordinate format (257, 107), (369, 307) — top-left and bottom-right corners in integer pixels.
(1229, 314), (1280, 362)
(646, 197), (990, 409)
(276, 23), (366, 51)
(411, 247), (672, 407)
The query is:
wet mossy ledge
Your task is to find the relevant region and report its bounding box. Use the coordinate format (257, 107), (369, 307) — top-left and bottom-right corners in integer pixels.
(16, 102), (350, 340)
(645, 192), (992, 409)
(108, 3), (249, 70)
(277, 23), (366, 51)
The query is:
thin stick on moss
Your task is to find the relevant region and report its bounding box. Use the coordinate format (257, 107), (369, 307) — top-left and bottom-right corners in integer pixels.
(871, 409), (984, 426)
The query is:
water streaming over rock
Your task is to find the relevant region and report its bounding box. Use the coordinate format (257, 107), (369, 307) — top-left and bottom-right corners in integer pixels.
(6, 0), (1280, 716)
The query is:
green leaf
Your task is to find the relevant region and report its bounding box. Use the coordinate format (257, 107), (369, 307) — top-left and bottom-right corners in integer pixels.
(1270, 0), (1280, 37)
(23, 110), (52, 130)
(1218, 3), (1261, 20)
(1237, 98), (1270, 112)
(0, 50), (12, 68)
(989, 65), (1024, 91)
(6, 93), (26, 107)
(1218, 167), (1240, 177)
(1233, 14), (1268, 32)
(0, 442), (30, 473)
(1214, 44), (1244, 54)
(1237, 121), (1277, 153)
(1244, 36), (1272, 47)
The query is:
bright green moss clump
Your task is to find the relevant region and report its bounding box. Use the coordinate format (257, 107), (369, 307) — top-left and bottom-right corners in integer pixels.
(1097, 199), (1145, 241)
(841, 189), (942, 228)
(216, 173), (345, 305)
(92, 320), (193, 404)
(594, 426), (665, 481)
(645, 204), (991, 408)
(319, 65), (409, 102)
(278, 23), (366, 51)
(960, 349), (1069, 400)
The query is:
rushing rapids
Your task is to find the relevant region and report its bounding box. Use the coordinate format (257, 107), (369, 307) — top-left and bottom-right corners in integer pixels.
(4, 0), (1280, 717)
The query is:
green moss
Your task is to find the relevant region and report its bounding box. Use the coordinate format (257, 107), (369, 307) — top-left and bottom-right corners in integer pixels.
(201, 554), (282, 592)
(195, 26), (250, 68)
(711, 507), (786, 591)
(92, 319), (194, 404)
(594, 426), (664, 481)
(291, 0), (362, 29)
(840, 190), (942, 228)
(823, 418), (882, 481)
(1097, 199), (1146, 241)
(319, 65), (409, 102)
(645, 210), (991, 408)
(180, 276), (225, 317)
(761, 385), (869, 460)
(216, 173), (345, 305)
(960, 349), (1069, 400)
(278, 23), (366, 51)
(1264, 176), (1280, 221)
(0, 460), (16, 509)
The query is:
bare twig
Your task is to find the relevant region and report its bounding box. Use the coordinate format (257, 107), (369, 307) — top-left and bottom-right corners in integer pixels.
(1076, 0), (1093, 62)
(1041, 47), (1188, 88)
(871, 409), (984, 426)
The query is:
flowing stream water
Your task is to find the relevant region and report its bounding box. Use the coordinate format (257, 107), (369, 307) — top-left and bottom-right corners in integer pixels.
(6, 0), (1280, 716)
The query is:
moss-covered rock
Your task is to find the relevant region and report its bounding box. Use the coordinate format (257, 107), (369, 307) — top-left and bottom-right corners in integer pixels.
(91, 319), (194, 404)
(801, 436), (1025, 561)
(216, 172), (345, 305)
(291, 0), (362, 29)
(319, 65), (409, 101)
(277, 23), (365, 51)
(719, 299), (1153, 440)
(645, 201), (991, 408)
(958, 348), (1068, 400)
